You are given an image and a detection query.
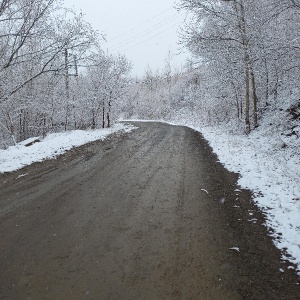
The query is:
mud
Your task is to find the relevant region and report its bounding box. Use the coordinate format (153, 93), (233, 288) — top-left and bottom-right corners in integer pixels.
(0, 122), (299, 299)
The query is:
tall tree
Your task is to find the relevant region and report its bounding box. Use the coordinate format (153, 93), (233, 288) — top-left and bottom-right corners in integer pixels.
(176, 0), (299, 131)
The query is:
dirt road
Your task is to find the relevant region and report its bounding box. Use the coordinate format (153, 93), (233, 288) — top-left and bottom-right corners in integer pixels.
(0, 122), (299, 299)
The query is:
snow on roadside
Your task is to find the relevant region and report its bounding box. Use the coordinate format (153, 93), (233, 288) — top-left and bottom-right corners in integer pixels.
(198, 125), (300, 275)
(0, 123), (136, 174)
(124, 119), (300, 275)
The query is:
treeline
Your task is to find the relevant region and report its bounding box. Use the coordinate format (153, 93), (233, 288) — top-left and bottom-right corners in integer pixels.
(0, 0), (131, 148)
(121, 67), (207, 125)
(124, 0), (300, 132)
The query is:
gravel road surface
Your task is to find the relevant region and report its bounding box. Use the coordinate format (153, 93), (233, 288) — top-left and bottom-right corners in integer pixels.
(0, 122), (299, 299)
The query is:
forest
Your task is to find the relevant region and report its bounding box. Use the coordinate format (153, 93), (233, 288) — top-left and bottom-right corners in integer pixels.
(122, 0), (300, 138)
(0, 0), (299, 148)
(0, 0), (131, 148)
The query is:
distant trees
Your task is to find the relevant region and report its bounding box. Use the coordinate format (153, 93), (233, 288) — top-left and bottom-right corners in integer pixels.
(0, 0), (132, 148)
(1, 0), (297, 148)
(121, 0), (299, 131)
(122, 65), (202, 123)
(173, 0), (300, 132)
(85, 51), (131, 129)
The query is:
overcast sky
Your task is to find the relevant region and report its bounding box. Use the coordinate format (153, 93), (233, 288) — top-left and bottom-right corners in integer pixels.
(64, 0), (189, 78)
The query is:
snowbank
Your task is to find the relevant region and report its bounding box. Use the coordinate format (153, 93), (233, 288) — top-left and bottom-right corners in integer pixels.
(197, 125), (300, 275)
(124, 119), (300, 275)
(165, 115), (300, 275)
(0, 124), (136, 173)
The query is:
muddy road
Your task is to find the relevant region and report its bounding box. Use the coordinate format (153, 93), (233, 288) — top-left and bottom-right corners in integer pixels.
(0, 122), (299, 299)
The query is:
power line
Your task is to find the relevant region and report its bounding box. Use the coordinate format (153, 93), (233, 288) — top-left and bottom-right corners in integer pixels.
(121, 22), (181, 52)
(109, 12), (183, 51)
(109, 6), (174, 42)
(110, 12), (180, 49)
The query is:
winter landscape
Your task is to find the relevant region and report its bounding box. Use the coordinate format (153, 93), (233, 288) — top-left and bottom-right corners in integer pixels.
(0, 0), (299, 299)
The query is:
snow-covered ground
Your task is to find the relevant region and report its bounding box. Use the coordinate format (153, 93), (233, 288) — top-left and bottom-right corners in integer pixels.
(0, 124), (135, 173)
(198, 125), (300, 276)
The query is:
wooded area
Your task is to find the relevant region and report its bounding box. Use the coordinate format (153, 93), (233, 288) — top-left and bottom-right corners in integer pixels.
(1, 0), (299, 148)
(0, 0), (131, 148)
(122, 0), (299, 135)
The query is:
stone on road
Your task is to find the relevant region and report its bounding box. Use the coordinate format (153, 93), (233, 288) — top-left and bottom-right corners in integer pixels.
(0, 122), (299, 299)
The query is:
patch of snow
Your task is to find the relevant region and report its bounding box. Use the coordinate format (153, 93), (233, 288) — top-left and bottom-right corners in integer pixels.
(201, 188), (209, 194)
(229, 247), (240, 252)
(18, 137), (41, 146)
(248, 218), (258, 224)
(198, 125), (300, 274)
(0, 124), (136, 173)
(16, 173), (28, 179)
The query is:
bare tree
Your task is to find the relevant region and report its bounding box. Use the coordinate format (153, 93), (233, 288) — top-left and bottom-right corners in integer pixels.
(0, 0), (99, 144)
(176, 0), (299, 132)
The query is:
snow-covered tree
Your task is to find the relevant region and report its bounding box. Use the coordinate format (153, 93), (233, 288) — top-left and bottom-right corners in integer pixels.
(175, 0), (300, 132)
(0, 1), (132, 148)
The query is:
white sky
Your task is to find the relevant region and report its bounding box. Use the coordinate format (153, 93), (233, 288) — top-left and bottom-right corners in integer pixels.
(63, 0), (189, 78)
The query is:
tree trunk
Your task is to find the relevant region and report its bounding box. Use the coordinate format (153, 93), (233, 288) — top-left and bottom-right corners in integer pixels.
(92, 109), (96, 129)
(19, 110), (23, 141)
(6, 111), (17, 145)
(245, 66), (250, 134)
(264, 57), (269, 104)
(42, 113), (47, 138)
(64, 48), (70, 99)
(240, 98), (243, 119)
(236, 0), (251, 133)
(64, 104), (69, 131)
(107, 92), (112, 128)
(250, 69), (258, 128)
(231, 81), (240, 119)
(102, 101), (105, 128)
(107, 112), (110, 128)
